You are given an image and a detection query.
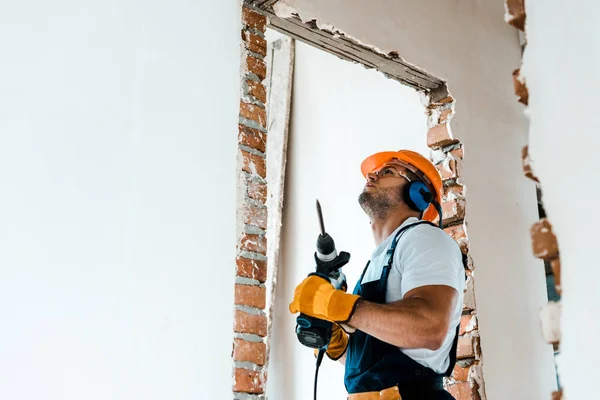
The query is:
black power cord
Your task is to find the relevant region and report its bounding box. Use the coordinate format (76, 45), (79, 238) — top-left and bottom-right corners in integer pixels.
(432, 200), (443, 229)
(314, 349), (326, 400)
(419, 188), (444, 229)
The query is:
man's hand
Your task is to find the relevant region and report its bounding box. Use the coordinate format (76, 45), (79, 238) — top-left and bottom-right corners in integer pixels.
(289, 274), (360, 323)
(313, 323), (348, 361)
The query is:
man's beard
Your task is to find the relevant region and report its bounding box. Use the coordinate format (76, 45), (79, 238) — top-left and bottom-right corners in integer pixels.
(358, 186), (403, 221)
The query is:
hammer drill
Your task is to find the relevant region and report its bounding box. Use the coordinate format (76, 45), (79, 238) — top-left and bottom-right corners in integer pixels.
(295, 200), (351, 350)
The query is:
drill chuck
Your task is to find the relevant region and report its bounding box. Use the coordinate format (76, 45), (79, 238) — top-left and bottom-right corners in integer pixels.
(316, 233), (337, 262)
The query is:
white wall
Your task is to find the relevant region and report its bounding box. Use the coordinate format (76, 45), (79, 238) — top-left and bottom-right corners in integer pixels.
(267, 39), (429, 400)
(522, 2), (600, 398)
(0, 2), (240, 399)
(272, 1), (558, 399)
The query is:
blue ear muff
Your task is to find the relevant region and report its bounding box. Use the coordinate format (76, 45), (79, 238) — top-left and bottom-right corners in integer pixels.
(404, 181), (433, 212)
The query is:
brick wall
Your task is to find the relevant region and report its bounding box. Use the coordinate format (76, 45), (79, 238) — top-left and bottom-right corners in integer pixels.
(233, 6), (269, 398)
(427, 93), (486, 400)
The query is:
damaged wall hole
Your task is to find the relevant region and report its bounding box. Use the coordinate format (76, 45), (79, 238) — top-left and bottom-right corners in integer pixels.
(235, 2), (486, 399)
(508, 1), (563, 397)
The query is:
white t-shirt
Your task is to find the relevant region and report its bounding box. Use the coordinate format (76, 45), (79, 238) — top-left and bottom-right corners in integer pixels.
(361, 217), (465, 374)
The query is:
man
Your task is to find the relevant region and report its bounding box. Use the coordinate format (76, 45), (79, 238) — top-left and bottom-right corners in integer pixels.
(289, 150), (466, 400)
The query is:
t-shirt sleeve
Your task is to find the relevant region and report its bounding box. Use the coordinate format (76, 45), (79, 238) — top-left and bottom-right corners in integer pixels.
(394, 225), (465, 298)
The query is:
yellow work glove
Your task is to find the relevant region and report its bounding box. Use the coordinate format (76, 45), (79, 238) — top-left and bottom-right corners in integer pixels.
(313, 323), (348, 361)
(289, 274), (360, 323)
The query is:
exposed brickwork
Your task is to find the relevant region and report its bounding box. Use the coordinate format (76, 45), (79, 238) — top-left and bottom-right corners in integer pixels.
(235, 284), (267, 309)
(234, 309), (268, 337)
(447, 381), (479, 400)
(236, 257), (267, 283)
(246, 55), (267, 81)
(233, 338), (267, 365)
(453, 363), (471, 382)
(457, 337), (476, 359)
(234, 7), (488, 398)
(239, 233), (267, 255)
(239, 124), (267, 153)
(460, 314), (477, 335)
(531, 218), (559, 260)
(233, 368), (264, 394)
(242, 7), (267, 31)
(247, 79), (267, 104)
(241, 148), (267, 178)
(245, 175), (268, 203)
(234, 5), (269, 396)
(240, 101), (267, 129)
(552, 390), (563, 400)
(427, 123), (458, 149)
(505, 0), (526, 31)
(506, 6), (563, 397)
(428, 95), (485, 399)
(521, 145), (539, 183)
(243, 202), (268, 230)
(513, 68), (529, 105)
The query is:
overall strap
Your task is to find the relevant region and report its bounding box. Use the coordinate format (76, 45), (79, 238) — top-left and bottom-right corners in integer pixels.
(444, 325), (461, 376)
(357, 261), (371, 285)
(382, 221), (437, 281)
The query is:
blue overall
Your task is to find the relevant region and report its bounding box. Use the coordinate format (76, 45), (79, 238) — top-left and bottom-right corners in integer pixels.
(344, 222), (459, 399)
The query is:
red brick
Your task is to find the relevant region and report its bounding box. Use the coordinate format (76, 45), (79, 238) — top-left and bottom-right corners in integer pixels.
(246, 55), (267, 81)
(444, 223), (467, 242)
(441, 198), (465, 225)
(513, 68), (528, 105)
(233, 367), (264, 393)
(246, 177), (267, 204)
(236, 257), (267, 282)
(241, 149), (266, 178)
(233, 338), (267, 365)
(244, 203), (268, 230)
(521, 145), (539, 182)
(457, 337), (475, 359)
(444, 222), (469, 255)
(450, 146), (464, 160)
(428, 96), (454, 108)
(246, 79), (267, 104)
(234, 310), (268, 337)
(460, 314), (477, 335)
(239, 124), (266, 153)
(443, 184), (464, 201)
(242, 30), (267, 57)
(240, 101), (267, 129)
(552, 390), (563, 400)
(506, 0), (526, 31)
(452, 363), (471, 382)
(530, 218), (559, 260)
(448, 382), (476, 400)
(427, 123), (458, 149)
(439, 109), (452, 124)
(235, 284), (266, 309)
(242, 7), (267, 32)
(435, 150), (462, 180)
(239, 233), (267, 255)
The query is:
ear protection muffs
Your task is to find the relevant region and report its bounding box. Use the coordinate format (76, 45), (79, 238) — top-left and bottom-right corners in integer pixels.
(403, 181), (444, 228)
(403, 181), (433, 212)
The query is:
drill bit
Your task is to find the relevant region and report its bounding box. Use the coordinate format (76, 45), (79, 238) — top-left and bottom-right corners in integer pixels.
(316, 199), (326, 236)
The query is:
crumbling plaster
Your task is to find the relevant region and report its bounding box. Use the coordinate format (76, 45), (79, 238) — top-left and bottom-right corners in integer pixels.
(273, 1), (557, 398)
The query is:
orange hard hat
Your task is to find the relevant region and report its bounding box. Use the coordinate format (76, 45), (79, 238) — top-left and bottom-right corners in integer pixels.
(360, 150), (443, 222)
